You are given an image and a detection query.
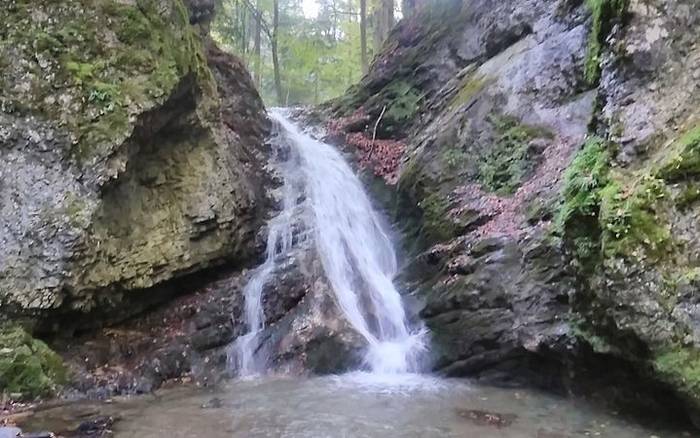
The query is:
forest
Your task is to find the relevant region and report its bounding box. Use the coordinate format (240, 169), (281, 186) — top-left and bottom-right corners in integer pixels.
(212, 0), (406, 104)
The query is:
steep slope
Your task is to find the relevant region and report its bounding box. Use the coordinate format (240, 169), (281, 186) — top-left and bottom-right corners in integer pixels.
(325, 0), (700, 423)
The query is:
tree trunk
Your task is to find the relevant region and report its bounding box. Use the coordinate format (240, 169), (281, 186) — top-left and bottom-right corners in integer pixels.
(360, 0), (368, 74)
(253, 0), (262, 85)
(271, 0), (283, 104)
(373, 0), (394, 52)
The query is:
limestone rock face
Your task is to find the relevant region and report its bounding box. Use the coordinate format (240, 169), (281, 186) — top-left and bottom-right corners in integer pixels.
(326, 0), (700, 423)
(0, 0), (269, 324)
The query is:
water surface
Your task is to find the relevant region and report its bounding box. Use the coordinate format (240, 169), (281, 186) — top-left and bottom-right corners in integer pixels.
(24, 375), (692, 437)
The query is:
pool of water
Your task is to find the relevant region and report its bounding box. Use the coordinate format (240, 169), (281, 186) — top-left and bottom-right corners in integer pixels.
(22, 374), (693, 437)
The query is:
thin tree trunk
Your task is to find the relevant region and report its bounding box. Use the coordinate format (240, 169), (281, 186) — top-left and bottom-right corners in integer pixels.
(271, 0), (283, 104)
(253, 0), (262, 85)
(360, 0), (368, 74)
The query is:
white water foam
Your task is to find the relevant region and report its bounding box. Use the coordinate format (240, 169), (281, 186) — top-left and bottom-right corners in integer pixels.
(230, 108), (427, 376)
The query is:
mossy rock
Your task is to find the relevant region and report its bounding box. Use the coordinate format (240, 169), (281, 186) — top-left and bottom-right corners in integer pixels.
(583, 0), (629, 84)
(418, 193), (458, 243)
(657, 125), (700, 181)
(556, 136), (673, 263)
(0, 327), (67, 399)
(0, 0), (216, 165)
(477, 115), (552, 195)
(448, 73), (490, 111)
(654, 347), (700, 412)
(598, 175), (671, 259)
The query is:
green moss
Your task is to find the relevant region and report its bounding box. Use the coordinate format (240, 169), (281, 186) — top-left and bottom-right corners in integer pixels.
(2, 0), (216, 165)
(419, 193), (457, 242)
(448, 74), (489, 110)
(657, 125), (700, 181)
(572, 324), (616, 354)
(674, 184), (700, 210)
(443, 148), (467, 170)
(584, 0), (629, 84)
(65, 61), (98, 84)
(478, 115), (552, 195)
(654, 347), (700, 404)
(0, 326), (67, 399)
(557, 135), (674, 261)
(599, 175), (671, 258)
(382, 81), (422, 125)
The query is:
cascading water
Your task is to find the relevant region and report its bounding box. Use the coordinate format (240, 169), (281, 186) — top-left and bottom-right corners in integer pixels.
(228, 129), (305, 377)
(230, 108), (426, 376)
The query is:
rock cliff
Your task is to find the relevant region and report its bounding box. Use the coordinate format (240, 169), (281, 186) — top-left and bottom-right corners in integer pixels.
(0, 0), (268, 327)
(325, 0), (700, 424)
(0, 0), (269, 397)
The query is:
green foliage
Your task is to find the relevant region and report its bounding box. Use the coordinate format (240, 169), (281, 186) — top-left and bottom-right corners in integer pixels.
(675, 185), (700, 209)
(556, 137), (611, 230)
(555, 137), (611, 265)
(584, 0), (629, 84)
(383, 81), (422, 124)
(557, 136), (674, 264)
(599, 175), (671, 258)
(654, 348), (700, 398)
(213, 0), (365, 105)
(478, 115), (551, 195)
(657, 125), (700, 181)
(443, 148), (467, 170)
(0, 326), (67, 399)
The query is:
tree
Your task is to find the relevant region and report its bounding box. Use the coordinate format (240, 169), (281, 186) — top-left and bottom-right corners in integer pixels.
(253, 0), (262, 85)
(213, 0), (370, 105)
(271, 0), (283, 103)
(360, 0), (368, 73)
(372, 0), (393, 52)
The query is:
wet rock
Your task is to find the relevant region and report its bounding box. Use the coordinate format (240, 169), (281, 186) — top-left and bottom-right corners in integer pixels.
(457, 409), (517, 428)
(201, 397), (223, 409)
(72, 415), (115, 437)
(536, 430), (572, 438)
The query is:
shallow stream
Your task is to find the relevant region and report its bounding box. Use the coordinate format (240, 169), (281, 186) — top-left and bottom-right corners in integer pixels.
(22, 374), (692, 437)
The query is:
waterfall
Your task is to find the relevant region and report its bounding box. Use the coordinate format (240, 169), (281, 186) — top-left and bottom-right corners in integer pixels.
(229, 108), (426, 376)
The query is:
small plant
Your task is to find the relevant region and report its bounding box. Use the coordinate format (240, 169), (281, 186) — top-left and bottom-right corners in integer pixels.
(555, 136), (610, 230)
(478, 115), (551, 195)
(443, 148), (467, 170)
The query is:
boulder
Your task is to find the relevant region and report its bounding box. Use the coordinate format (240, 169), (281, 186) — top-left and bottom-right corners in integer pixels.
(0, 0), (268, 327)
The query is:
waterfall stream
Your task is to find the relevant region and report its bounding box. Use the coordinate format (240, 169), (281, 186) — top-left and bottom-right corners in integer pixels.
(229, 109), (426, 376)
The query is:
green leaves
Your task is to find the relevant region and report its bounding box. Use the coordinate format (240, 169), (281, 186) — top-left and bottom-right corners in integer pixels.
(213, 0), (365, 104)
